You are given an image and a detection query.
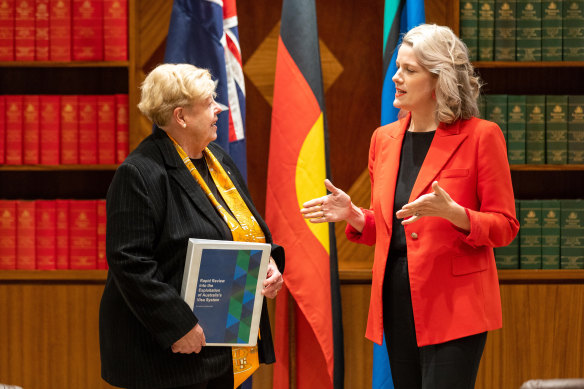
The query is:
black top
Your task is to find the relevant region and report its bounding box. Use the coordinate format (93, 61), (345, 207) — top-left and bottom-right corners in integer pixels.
(389, 130), (436, 256)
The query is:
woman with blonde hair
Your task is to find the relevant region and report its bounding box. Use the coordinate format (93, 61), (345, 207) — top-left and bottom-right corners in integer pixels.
(302, 24), (518, 389)
(100, 63), (284, 389)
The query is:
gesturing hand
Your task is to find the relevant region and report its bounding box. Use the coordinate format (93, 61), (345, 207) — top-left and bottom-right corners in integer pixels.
(300, 179), (353, 223)
(171, 323), (206, 354)
(396, 181), (458, 225)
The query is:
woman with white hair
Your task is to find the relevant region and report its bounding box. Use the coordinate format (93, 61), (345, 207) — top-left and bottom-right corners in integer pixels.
(302, 24), (519, 388)
(99, 63), (284, 389)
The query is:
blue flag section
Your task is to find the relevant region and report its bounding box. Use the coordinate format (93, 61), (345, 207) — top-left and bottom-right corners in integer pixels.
(381, 0), (425, 127)
(164, 0), (248, 180)
(376, 1), (424, 388)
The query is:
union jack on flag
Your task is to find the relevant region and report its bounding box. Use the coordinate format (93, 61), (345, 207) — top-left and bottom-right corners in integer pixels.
(165, 0), (248, 179)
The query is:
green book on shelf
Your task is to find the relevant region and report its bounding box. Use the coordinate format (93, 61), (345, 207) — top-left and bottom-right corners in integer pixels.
(520, 199), (543, 269)
(563, 1), (584, 61)
(568, 95), (584, 164)
(460, 0), (479, 61)
(542, 0), (563, 60)
(495, 200), (520, 269)
(508, 95), (527, 164)
(479, 0), (496, 60)
(517, 0), (542, 61)
(526, 95), (546, 164)
(545, 95), (568, 164)
(495, 0), (517, 60)
(560, 199), (584, 269)
(487, 94), (508, 142)
(541, 199), (561, 268)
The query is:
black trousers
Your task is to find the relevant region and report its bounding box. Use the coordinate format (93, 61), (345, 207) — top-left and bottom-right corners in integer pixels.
(383, 254), (487, 389)
(130, 363), (234, 389)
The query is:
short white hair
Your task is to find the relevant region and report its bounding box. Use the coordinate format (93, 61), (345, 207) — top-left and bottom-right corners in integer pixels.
(137, 63), (216, 126)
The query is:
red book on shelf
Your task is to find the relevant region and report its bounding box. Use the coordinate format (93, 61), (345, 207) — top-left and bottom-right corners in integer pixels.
(60, 95), (78, 164)
(96, 199), (107, 269)
(97, 95), (116, 164)
(69, 200), (97, 269)
(115, 94), (128, 163)
(40, 95), (60, 165)
(5, 95), (23, 165)
(14, 0), (35, 61)
(35, 0), (49, 60)
(103, 0), (127, 61)
(55, 199), (69, 269)
(49, 0), (71, 61)
(0, 0), (15, 61)
(36, 200), (56, 270)
(0, 96), (5, 164)
(0, 200), (17, 270)
(23, 95), (40, 164)
(78, 95), (97, 164)
(72, 0), (102, 61)
(16, 200), (36, 269)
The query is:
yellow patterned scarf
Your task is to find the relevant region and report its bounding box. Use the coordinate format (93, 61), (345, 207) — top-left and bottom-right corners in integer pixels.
(169, 135), (264, 387)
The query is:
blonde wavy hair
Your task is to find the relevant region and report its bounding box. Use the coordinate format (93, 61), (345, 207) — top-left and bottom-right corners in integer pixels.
(137, 63), (216, 127)
(401, 24), (481, 124)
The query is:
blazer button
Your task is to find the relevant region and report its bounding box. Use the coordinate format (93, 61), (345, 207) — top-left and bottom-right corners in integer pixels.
(411, 232), (418, 239)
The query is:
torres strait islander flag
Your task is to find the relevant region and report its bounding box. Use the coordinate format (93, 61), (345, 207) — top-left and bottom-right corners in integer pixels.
(375, 1), (425, 388)
(164, 0), (247, 179)
(265, 0), (344, 388)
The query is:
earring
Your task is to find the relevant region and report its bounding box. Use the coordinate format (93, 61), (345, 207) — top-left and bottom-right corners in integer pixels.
(182, 123), (187, 128)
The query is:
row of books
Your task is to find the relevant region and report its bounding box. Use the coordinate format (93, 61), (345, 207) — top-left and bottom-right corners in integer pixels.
(0, 0), (127, 61)
(495, 199), (584, 269)
(0, 199), (108, 270)
(0, 94), (129, 165)
(478, 94), (584, 164)
(460, 0), (584, 61)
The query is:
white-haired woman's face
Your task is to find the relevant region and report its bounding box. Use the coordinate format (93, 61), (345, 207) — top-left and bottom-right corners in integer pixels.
(392, 44), (436, 114)
(181, 96), (222, 152)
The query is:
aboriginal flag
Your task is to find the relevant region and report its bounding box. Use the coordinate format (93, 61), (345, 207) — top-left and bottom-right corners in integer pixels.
(265, 0), (344, 388)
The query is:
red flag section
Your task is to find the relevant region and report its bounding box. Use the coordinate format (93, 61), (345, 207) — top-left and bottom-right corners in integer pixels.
(266, 0), (343, 386)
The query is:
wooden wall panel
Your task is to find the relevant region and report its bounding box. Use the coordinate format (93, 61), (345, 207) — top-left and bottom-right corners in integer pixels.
(476, 283), (584, 389)
(0, 281), (115, 389)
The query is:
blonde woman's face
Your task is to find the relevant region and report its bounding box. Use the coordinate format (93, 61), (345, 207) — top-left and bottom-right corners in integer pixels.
(182, 96), (222, 151)
(392, 45), (437, 114)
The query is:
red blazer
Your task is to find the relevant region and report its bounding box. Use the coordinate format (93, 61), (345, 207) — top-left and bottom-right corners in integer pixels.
(346, 113), (519, 347)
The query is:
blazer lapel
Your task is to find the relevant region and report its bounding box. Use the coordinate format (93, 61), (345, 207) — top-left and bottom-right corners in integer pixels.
(153, 128), (227, 235)
(378, 117), (409, 229)
(409, 120), (468, 202)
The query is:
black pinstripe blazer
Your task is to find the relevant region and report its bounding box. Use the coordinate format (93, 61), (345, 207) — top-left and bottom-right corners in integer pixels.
(99, 127), (285, 389)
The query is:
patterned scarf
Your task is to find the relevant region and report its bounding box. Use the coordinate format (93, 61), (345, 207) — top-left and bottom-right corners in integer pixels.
(169, 135), (264, 387)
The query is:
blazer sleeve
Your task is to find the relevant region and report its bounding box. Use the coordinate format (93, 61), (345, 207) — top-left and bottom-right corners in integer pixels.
(106, 162), (197, 349)
(460, 121), (520, 248)
(345, 128), (379, 246)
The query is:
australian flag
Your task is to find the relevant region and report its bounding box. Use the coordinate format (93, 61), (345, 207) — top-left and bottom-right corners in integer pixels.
(164, 0), (247, 180)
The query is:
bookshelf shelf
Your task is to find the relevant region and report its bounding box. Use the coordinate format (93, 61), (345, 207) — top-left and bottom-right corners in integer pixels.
(4, 269), (581, 284)
(0, 270), (107, 282)
(498, 269), (584, 283)
(473, 61), (584, 68)
(0, 165), (119, 171)
(0, 61), (130, 68)
(336, 268), (584, 283)
(510, 164), (584, 171)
